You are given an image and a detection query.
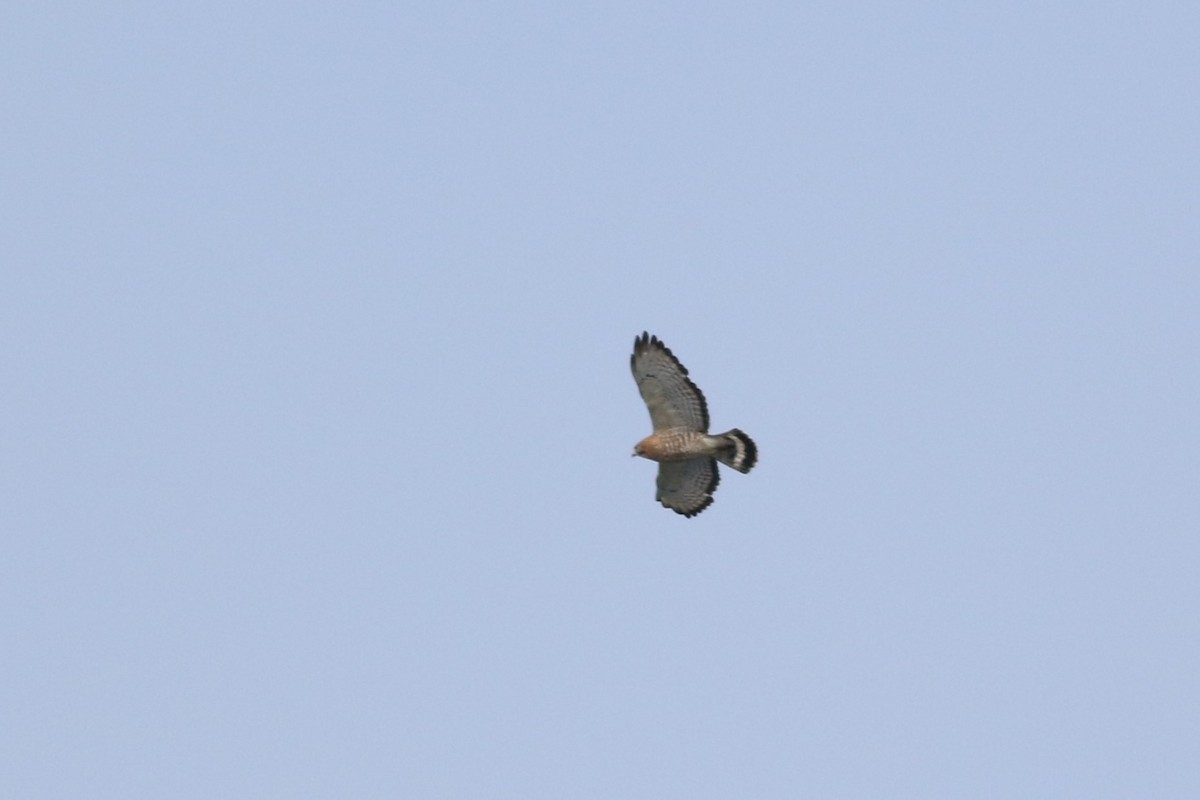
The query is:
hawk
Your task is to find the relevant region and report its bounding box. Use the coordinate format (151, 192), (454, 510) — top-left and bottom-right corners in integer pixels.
(630, 332), (757, 517)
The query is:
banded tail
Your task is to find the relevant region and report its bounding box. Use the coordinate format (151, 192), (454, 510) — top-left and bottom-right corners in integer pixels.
(715, 429), (757, 474)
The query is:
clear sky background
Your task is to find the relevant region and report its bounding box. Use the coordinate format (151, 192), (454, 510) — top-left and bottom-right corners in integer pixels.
(4, 3), (1198, 798)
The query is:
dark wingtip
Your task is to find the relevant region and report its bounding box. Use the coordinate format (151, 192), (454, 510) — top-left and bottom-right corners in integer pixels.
(668, 494), (714, 518)
(633, 331), (651, 357)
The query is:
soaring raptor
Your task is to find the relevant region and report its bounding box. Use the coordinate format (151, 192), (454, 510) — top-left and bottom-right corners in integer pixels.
(630, 332), (757, 517)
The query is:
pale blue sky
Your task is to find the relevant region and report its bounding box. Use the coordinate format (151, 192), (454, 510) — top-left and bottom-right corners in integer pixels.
(4, 3), (1198, 797)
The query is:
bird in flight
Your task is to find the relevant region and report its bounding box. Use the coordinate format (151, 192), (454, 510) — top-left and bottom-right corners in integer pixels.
(630, 332), (757, 517)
